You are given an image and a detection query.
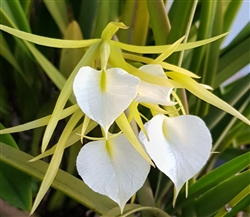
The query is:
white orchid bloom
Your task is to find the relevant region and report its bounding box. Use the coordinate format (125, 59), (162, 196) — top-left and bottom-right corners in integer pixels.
(73, 66), (140, 137)
(136, 64), (176, 106)
(139, 114), (212, 201)
(76, 133), (150, 212)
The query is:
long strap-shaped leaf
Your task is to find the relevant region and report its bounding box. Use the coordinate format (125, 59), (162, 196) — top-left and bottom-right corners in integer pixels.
(24, 41), (69, 95)
(214, 184), (250, 217)
(171, 152), (250, 211)
(195, 170), (250, 217)
(0, 32), (24, 76)
(146, 0), (170, 45)
(43, 0), (68, 35)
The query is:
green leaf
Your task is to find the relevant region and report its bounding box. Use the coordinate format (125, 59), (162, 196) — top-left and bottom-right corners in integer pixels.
(94, 0), (111, 38)
(223, 0), (243, 33)
(78, 0), (100, 39)
(221, 21), (250, 56)
(129, 0), (149, 46)
(234, 127), (250, 145)
(195, 170), (250, 217)
(205, 73), (250, 130)
(211, 97), (249, 153)
(172, 152), (250, 211)
(20, 0), (32, 14)
(146, 0), (170, 45)
(0, 7), (31, 57)
(43, 0), (68, 35)
(1, 34), (67, 93)
(0, 124), (32, 211)
(167, 0), (196, 64)
(0, 142), (116, 214)
(224, 194), (250, 217)
(189, 0), (217, 74)
(0, 83), (10, 116)
(59, 20), (85, 78)
(215, 37), (250, 88)
(190, 152), (250, 196)
(215, 184), (250, 217)
(118, 0), (149, 45)
(195, 1), (223, 117)
(0, 32), (23, 75)
(0, 0), (31, 32)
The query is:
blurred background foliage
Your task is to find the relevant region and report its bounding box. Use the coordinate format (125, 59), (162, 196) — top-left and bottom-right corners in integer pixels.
(0, 0), (249, 217)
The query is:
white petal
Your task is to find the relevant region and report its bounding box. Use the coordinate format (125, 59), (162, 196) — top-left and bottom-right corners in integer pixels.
(76, 134), (150, 212)
(139, 114), (212, 196)
(135, 64), (176, 106)
(73, 66), (140, 135)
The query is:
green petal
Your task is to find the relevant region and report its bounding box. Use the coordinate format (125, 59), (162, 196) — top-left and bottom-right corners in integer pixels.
(167, 72), (250, 126)
(0, 24), (101, 48)
(30, 109), (83, 214)
(109, 32), (228, 54)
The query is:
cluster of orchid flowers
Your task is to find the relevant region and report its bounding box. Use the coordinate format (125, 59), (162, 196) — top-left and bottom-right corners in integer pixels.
(71, 23), (246, 212)
(1, 22), (249, 214)
(73, 51), (212, 212)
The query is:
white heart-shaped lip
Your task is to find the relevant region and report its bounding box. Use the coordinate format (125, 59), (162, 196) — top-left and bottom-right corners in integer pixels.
(139, 114), (212, 197)
(135, 64), (176, 106)
(76, 133), (150, 212)
(73, 66), (140, 135)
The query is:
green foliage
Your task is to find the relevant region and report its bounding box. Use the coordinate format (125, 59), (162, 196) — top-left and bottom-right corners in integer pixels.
(0, 125), (32, 211)
(0, 0), (249, 216)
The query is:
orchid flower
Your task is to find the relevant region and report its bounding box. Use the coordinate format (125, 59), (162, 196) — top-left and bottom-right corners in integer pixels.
(76, 133), (150, 212)
(73, 66), (140, 138)
(135, 64), (176, 106)
(139, 114), (212, 203)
